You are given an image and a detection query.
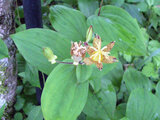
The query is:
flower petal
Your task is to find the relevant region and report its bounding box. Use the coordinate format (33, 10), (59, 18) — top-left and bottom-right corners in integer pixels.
(83, 58), (94, 65)
(87, 46), (97, 56)
(96, 62), (103, 70)
(93, 35), (101, 50)
(101, 41), (115, 52)
(102, 56), (118, 63)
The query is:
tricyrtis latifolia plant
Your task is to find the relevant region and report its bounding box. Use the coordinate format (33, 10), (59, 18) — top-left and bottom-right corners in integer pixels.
(43, 26), (118, 70)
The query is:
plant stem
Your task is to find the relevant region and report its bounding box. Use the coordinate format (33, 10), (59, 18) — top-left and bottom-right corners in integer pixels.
(56, 60), (84, 65)
(98, 0), (104, 16)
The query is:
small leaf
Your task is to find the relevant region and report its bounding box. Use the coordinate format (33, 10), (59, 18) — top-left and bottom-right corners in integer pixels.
(142, 62), (158, 78)
(0, 104), (5, 119)
(14, 112), (23, 120)
(0, 38), (9, 59)
(14, 96), (25, 111)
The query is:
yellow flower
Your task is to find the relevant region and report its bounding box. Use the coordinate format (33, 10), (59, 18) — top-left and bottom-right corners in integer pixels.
(84, 35), (117, 70)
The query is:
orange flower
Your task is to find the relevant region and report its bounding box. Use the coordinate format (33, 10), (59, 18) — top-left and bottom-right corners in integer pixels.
(84, 35), (117, 70)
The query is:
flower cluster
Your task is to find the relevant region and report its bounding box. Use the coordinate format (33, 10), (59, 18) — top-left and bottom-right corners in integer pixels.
(43, 25), (118, 70)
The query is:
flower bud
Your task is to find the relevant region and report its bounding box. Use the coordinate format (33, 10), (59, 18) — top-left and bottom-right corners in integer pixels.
(43, 47), (57, 64)
(86, 25), (93, 42)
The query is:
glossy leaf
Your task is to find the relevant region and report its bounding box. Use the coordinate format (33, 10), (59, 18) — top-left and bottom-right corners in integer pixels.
(123, 68), (152, 92)
(83, 80), (116, 120)
(49, 5), (88, 41)
(126, 88), (160, 120)
(11, 28), (71, 75)
(0, 38), (9, 59)
(41, 62), (89, 120)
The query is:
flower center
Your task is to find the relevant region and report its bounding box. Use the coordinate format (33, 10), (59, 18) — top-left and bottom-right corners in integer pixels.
(90, 50), (103, 63)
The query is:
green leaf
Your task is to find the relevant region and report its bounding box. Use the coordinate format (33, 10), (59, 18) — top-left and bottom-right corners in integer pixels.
(123, 68), (152, 92)
(156, 81), (160, 99)
(78, 0), (99, 17)
(76, 65), (93, 83)
(110, 0), (124, 7)
(49, 5), (88, 41)
(23, 103), (36, 116)
(123, 3), (145, 25)
(26, 106), (43, 120)
(120, 117), (130, 120)
(102, 62), (124, 89)
(14, 112), (23, 120)
(142, 62), (158, 78)
(83, 80), (116, 120)
(148, 40), (160, 68)
(41, 61), (89, 120)
(0, 104), (5, 119)
(90, 5), (147, 56)
(126, 88), (160, 120)
(11, 28), (71, 75)
(89, 63), (117, 92)
(114, 103), (126, 119)
(0, 38), (9, 59)
(25, 63), (40, 88)
(14, 96), (25, 111)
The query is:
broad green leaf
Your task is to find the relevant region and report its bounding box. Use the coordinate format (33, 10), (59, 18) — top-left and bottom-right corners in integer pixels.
(142, 62), (158, 78)
(156, 81), (160, 99)
(11, 28), (71, 75)
(89, 63), (117, 92)
(25, 63), (40, 88)
(26, 106), (43, 120)
(110, 0), (124, 7)
(90, 5), (147, 56)
(126, 0), (143, 2)
(0, 104), (5, 118)
(0, 38), (9, 59)
(83, 80), (116, 120)
(120, 117), (130, 120)
(14, 112), (23, 120)
(78, 0), (99, 17)
(114, 103), (126, 120)
(49, 5), (88, 41)
(76, 65), (93, 83)
(102, 62), (123, 89)
(123, 68), (152, 92)
(41, 61), (89, 120)
(126, 88), (160, 120)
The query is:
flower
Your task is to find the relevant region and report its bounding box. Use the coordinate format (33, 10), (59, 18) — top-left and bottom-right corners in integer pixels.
(43, 47), (57, 64)
(70, 41), (86, 65)
(84, 35), (118, 70)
